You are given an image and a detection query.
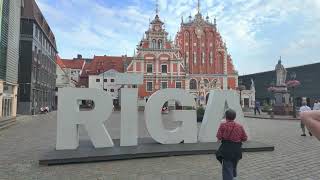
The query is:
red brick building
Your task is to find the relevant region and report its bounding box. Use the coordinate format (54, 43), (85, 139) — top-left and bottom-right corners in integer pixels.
(175, 6), (238, 105)
(59, 1), (239, 106)
(126, 12), (186, 99)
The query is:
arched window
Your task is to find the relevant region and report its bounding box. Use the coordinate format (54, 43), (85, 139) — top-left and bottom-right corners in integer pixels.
(152, 39), (156, 49)
(158, 40), (163, 49)
(190, 79), (197, 90)
(204, 79), (209, 87)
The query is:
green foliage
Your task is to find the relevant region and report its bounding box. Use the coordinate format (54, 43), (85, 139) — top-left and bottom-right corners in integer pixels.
(262, 103), (272, 112)
(197, 106), (205, 116)
(183, 106), (194, 110)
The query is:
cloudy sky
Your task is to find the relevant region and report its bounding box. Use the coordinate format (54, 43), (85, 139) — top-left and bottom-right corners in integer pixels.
(35, 0), (320, 75)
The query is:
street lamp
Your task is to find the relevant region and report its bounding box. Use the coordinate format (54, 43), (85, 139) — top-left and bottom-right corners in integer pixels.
(287, 72), (300, 118)
(238, 79), (246, 107)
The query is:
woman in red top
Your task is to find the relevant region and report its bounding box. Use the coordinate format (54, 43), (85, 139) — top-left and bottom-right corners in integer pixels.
(216, 109), (248, 180)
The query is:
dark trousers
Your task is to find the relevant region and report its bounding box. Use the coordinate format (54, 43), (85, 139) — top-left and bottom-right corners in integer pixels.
(223, 160), (238, 180)
(254, 107), (260, 115)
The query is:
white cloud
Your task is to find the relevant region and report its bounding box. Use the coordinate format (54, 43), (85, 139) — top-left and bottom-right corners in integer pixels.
(36, 0), (320, 74)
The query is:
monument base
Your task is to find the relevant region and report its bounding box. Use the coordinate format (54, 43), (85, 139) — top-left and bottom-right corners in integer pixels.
(273, 104), (293, 115)
(39, 138), (274, 166)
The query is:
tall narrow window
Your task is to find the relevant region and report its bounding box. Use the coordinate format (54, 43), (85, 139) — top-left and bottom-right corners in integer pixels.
(147, 64), (153, 73)
(152, 39), (156, 49)
(190, 79), (197, 90)
(202, 52), (205, 64)
(210, 51), (213, 64)
(193, 52), (197, 64)
(161, 81), (168, 89)
(161, 64), (168, 73)
(185, 52), (189, 64)
(158, 40), (163, 49)
(176, 82), (182, 88)
(146, 82), (153, 92)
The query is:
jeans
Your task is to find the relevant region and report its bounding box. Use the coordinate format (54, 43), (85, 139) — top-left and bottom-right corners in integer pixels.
(223, 160), (238, 180)
(254, 107), (261, 115)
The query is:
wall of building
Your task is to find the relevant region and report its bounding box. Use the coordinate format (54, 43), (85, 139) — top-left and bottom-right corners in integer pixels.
(239, 63), (320, 107)
(89, 73), (122, 100)
(18, 19), (57, 115)
(56, 66), (75, 88)
(0, 0), (21, 119)
(0, 0), (9, 81)
(5, 0), (20, 84)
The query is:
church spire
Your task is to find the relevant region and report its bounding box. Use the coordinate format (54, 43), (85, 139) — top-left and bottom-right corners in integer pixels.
(155, 0), (159, 15)
(197, 0), (200, 14)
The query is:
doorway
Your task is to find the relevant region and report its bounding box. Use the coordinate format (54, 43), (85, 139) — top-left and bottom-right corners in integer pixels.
(2, 98), (12, 117)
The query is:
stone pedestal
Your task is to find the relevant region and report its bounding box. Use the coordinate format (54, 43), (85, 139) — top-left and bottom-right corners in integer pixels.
(272, 86), (292, 115)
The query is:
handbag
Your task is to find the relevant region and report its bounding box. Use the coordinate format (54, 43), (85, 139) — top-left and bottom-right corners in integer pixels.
(216, 124), (235, 164)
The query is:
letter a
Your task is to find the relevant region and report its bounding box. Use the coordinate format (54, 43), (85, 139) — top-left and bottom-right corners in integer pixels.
(56, 88), (114, 150)
(198, 90), (250, 142)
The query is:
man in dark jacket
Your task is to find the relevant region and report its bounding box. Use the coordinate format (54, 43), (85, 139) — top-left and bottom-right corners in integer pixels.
(216, 109), (248, 180)
(254, 101), (261, 115)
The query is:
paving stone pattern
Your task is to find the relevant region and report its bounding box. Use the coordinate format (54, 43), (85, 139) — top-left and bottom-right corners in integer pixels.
(0, 112), (319, 180)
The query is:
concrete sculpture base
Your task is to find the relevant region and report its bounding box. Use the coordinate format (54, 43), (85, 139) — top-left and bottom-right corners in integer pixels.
(39, 138), (274, 166)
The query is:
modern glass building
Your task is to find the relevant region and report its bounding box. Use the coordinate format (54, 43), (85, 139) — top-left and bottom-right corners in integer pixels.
(0, 0), (21, 119)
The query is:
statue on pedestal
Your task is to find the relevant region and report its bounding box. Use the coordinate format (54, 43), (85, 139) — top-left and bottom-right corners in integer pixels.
(250, 79), (255, 91)
(275, 59), (287, 86)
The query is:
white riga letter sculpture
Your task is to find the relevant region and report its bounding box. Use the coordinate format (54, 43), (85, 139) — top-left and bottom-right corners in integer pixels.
(145, 89), (197, 144)
(56, 88), (250, 150)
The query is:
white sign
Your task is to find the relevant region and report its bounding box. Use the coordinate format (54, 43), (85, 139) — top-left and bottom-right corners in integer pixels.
(56, 88), (249, 150)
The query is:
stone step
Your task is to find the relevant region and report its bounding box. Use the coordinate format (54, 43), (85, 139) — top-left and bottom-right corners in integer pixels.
(0, 118), (16, 130)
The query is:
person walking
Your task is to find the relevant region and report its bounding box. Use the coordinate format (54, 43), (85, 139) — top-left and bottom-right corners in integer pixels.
(254, 101), (261, 115)
(216, 109), (248, 180)
(313, 100), (320, 110)
(299, 102), (312, 136)
(301, 110), (320, 141)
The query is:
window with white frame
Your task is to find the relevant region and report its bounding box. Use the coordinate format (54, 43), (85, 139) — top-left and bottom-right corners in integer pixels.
(202, 52), (205, 64)
(161, 81), (168, 89)
(176, 81), (182, 88)
(146, 82), (153, 92)
(185, 52), (189, 63)
(161, 64), (168, 73)
(210, 51), (213, 64)
(96, 79), (100, 82)
(147, 64), (153, 73)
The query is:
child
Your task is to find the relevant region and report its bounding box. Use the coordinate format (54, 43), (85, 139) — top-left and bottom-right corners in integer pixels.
(216, 109), (248, 180)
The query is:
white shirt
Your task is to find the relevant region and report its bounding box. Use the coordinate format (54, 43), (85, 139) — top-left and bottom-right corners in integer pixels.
(300, 105), (311, 112)
(313, 103), (320, 110)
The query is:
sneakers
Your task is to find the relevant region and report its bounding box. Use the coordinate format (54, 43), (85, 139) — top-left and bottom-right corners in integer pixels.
(301, 134), (306, 136)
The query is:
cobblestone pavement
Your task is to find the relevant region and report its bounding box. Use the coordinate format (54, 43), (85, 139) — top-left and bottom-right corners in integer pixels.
(0, 112), (320, 180)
